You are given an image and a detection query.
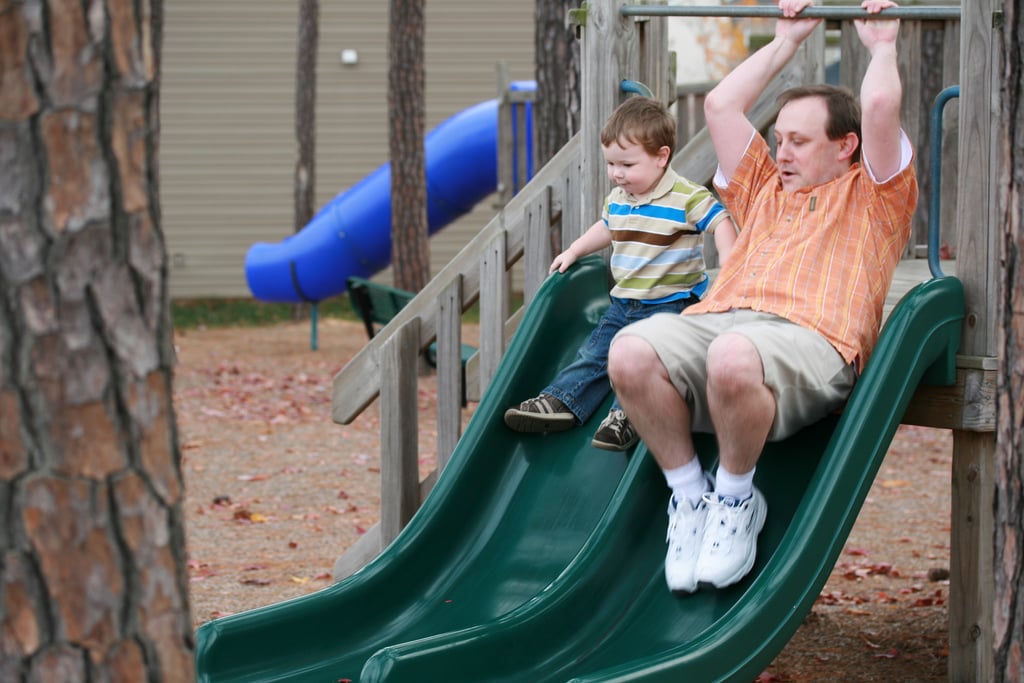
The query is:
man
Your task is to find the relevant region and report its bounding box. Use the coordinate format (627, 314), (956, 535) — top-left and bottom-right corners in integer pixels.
(607, 0), (917, 594)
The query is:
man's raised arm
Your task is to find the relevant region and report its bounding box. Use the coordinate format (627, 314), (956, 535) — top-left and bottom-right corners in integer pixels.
(855, 0), (906, 181)
(703, 0), (821, 181)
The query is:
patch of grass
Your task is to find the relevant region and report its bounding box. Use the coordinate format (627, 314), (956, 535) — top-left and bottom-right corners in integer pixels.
(171, 291), (520, 330)
(171, 297), (359, 330)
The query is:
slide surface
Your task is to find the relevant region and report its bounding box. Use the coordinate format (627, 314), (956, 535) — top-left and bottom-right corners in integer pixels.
(197, 256), (964, 682)
(357, 275), (965, 682)
(195, 256), (632, 682)
(245, 83), (534, 304)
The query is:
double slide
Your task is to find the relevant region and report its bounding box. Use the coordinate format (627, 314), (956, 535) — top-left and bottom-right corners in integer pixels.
(196, 255), (964, 682)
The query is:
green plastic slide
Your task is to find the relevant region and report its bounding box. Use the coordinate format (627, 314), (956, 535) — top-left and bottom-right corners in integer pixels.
(195, 255), (964, 683)
(358, 273), (965, 682)
(195, 255), (631, 681)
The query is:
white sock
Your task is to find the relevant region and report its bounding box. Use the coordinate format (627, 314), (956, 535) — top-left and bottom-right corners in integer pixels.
(663, 458), (708, 508)
(714, 466), (755, 503)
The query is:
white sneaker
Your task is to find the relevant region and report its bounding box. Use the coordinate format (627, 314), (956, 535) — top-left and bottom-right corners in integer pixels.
(664, 495), (708, 593)
(694, 487), (767, 589)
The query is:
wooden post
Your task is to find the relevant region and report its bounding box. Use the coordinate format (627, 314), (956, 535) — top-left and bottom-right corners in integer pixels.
(949, 0), (998, 679)
(579, 0), (639, 243)
(380, 318), (422, 544)
(478, 233), (509, 397)
(634, 0), (671, 103)
(939, 19), (961, 254)
(523, 185), (554, 304)
(435, 277), (465, 468)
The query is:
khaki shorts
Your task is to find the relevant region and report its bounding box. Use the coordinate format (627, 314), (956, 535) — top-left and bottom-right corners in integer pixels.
(613, 310), (857, 441)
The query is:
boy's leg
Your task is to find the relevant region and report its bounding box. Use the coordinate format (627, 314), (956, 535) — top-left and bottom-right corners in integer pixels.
(504, 300), (630, 432)
(591, 298), (693, 451)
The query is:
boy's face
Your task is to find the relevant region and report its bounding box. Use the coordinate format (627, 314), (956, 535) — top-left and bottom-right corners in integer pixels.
(602, 138), (670, 197)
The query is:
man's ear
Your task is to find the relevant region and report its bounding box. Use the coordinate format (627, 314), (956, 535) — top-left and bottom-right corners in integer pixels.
(837, 132), (859, 162)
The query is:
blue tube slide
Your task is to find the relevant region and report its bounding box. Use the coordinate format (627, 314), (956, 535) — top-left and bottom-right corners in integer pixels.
(245, 82), (535, 303)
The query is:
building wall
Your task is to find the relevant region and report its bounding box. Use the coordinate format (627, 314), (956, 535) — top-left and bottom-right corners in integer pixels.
(161, 1), (535, 299)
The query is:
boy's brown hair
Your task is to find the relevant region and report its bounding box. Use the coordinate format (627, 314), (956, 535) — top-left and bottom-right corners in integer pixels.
(600, 96), (676, 157)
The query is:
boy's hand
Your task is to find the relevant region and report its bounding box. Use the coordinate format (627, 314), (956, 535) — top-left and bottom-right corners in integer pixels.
(855, 0), (900, 52)
(776, 0), (821, 43)
(550, 250), (578, 274)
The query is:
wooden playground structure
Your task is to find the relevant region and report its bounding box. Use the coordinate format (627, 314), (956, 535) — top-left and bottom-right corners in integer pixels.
(329, 1), (999, 679)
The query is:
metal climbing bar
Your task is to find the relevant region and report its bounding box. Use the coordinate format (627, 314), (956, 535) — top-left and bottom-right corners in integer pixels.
(621, 5), (961, 20)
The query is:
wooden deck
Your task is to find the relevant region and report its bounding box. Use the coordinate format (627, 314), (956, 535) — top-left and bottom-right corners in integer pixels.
(885, 257), (956, 320)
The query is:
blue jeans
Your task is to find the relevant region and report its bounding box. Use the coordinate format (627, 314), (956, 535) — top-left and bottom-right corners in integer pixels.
(543, 296), (695, 424)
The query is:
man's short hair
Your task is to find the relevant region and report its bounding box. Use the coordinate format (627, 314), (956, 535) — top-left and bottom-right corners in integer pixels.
(601, 96), (676, 157)
(777, 84), (862, 162)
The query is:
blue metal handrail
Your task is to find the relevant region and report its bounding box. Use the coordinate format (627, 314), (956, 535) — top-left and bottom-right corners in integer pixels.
(928, 85), (960, 278)
(621, 79), (654, 98)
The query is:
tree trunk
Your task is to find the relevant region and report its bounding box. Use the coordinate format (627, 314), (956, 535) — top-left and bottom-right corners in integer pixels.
(293, 0), (319, 319)
(388, 0), (429, 292)
(295, 0), (318, 236)
(535, 0), (581, 166)
(0, 2), (194, 679)
(995, 0), (1024, 678)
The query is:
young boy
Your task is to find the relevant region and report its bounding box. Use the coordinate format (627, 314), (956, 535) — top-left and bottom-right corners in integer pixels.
(504, 96), (736, 451)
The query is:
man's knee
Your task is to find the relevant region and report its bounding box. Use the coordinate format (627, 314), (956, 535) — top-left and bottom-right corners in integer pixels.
(608, 334), (657, 385)
(706, 333), (764, 390)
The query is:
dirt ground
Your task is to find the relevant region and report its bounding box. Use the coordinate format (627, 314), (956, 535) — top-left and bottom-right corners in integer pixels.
(176, 317), (951, 682)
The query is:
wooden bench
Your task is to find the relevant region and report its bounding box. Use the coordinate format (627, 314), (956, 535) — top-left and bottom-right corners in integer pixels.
(346, 276), (477, 404)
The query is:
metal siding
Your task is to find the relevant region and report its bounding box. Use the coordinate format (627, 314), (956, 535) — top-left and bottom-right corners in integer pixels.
(162, 1), (534, 299)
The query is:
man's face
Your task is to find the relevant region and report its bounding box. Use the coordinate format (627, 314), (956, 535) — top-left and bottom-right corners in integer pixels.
(773, 96), (854, 191)
(602, 138), (669, 197)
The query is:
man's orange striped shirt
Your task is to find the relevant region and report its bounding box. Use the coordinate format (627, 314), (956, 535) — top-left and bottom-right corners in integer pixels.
(686, 135), (918, 372)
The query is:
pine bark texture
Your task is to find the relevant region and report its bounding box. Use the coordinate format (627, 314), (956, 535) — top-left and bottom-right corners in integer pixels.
(294, 0), (318, 235)
(388, 0), (429, 292)
(0, 1), (194, 680)
(535, 0), (581, 166)
(996, 0), (1024, 678)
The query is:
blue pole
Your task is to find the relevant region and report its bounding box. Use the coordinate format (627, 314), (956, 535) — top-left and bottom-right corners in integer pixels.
(621, 79), (654, 98)
(310, 303), (318, 351)
(928, 85), (959, 279)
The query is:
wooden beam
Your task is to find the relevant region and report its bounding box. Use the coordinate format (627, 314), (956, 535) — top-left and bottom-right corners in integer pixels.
(901, 359), (997, 432)
(949, 0), (998, 677)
